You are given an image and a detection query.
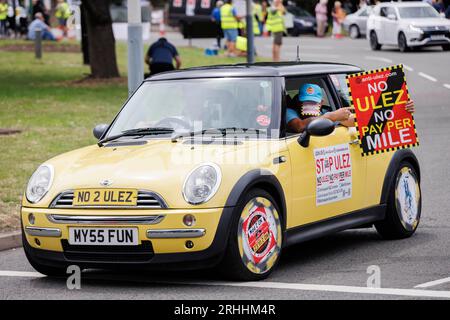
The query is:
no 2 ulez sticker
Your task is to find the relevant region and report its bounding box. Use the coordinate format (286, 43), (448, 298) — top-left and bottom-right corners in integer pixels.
(256, 114), (271, 127)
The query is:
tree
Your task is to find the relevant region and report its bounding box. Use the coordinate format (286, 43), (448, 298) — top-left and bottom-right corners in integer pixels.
(81, 0), (120, 78)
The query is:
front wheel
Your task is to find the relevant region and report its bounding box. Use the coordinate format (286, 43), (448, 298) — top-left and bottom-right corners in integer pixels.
(375, 162), (421, 239)
(220, 188), (283, 281)
(398, 32), (410, 52)
(370, 31), (381, 50)
(442, 44), (450, 51)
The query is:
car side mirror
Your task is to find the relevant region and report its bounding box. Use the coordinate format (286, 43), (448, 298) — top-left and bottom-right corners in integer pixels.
(297, 118), (335, 148)
(387, 14), (397, 20)
(93, 124), (109, 140)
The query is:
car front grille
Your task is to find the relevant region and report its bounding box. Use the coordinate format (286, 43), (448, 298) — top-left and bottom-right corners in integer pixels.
(61, 240), (154, 263)
(50, 190), (167, 209)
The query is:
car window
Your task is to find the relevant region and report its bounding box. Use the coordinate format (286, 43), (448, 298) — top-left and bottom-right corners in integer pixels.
(285, 76), (335, 112)
(284, 76), (337, 137)
(398, 6), (440, 18)
(386, 7), (397, 18)
(329, 74), (351, 108)
(107, 78), (277, 138)
(359, 8), (368, 17)
(380, 7), (388, 17)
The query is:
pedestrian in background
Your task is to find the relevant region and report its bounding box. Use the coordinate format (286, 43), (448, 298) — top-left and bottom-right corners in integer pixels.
(432, 0), (445, 13)
(315, 0), (328, 38)
(145, 37), (182, 76)
(253, 0), (263, 35)
(266, 0), (285, 62)
(220, 0), (240, 57)
(27, 12), (55, 41)
(16, 4), (28, 38)
(445, 4), (450, 19)
(211, 0), (223, 49)
(332, 1), (346, 39)
(0, 0), (8, 38)
(55, 0), (71, 38)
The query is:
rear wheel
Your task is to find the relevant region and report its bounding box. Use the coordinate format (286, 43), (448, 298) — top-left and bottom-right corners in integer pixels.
(398, 32), (410, 52)
(442, 44), (450, 51)
(220, 188), (283, 281)
(349, 25), (360, 39)
(375, 162), (421, 239)
(370, 31), (381, 50)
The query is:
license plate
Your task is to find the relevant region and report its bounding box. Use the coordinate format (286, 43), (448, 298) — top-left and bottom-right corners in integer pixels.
(68, 227), (138, 245)
(430, 35), (445, 40)
(73, 189), (137, 206)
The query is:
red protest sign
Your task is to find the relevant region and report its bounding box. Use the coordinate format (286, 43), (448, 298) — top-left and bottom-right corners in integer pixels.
(346, 65), (419, 156)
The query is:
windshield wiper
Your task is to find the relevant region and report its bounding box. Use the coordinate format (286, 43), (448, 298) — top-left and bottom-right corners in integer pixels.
(98, 127), (174, 147)
(171, 127), (267, 142)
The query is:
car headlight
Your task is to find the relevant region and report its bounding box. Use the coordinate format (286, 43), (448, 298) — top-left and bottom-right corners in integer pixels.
(409, 25), (423, 34)
(183, 163), (221, 205)
(26, 164), (54, 204)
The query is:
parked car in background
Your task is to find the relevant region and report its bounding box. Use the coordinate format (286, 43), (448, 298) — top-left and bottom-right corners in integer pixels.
(367, 2), (450, 52)
(286, 5), (316, 36)
(343, 5), (373, 39)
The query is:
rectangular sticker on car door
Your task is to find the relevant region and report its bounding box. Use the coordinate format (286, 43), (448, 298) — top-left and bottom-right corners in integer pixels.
(314, 144), (352, 206)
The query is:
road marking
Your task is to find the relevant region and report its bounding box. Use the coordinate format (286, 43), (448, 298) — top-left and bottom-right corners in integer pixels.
(415, 277), (450, 289)
(179, 281), (450, 299)
(444, 84), (450, 90)
(418, 72), (437, 82)
(403, 65), (414, 72)
(364, 56), (393, 63)
(2, 270), (450, 299)
(0, 270), (45, 278)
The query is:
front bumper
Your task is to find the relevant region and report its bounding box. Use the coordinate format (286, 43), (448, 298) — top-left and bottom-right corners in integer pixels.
(407, 30), (450, 47)
(21, 206), (235, 270)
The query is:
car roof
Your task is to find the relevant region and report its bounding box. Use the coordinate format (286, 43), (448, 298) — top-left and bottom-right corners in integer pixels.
(146, 61), (362, 81)
(378, 2), (431, 8)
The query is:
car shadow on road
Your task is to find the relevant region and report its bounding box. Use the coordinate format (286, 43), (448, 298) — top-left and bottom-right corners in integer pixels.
(25, 228), (436, 289)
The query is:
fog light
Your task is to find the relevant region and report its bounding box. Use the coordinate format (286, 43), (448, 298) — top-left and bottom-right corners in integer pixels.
(185, 240), (194, 249)
(183, 214), (196, 227)
(28, 213), (35, 225)
(35, 238), (40, 246)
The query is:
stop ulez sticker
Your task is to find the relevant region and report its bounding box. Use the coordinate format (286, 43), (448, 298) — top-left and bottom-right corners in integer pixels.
(346, 64), (419, 156)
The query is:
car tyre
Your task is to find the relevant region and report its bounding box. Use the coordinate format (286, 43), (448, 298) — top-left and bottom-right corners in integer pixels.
(375, 162), (421, 240)
(370, 31), (381, 50)
(349, 25), (360, 39)
(23, 233), (68, 277)
(219, 188), (283, 281)
(398, 32), (410, 52)
(442, 44), (450, 51)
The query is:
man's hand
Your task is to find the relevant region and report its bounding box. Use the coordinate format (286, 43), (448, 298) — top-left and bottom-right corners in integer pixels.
(327, 107), (352, 122)
(406, 100), (415, 113)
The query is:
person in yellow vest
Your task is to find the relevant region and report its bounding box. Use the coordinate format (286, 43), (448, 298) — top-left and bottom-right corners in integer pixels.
(253, 1), (263, 35)
(220, 0), (241, 57)
(55, 0), (71, 37)
(0, 0), (8, 37)
(266, 0), (285, 62)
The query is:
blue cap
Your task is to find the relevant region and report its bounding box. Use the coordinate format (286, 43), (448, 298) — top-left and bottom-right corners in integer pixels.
(298, 84), (322, 103)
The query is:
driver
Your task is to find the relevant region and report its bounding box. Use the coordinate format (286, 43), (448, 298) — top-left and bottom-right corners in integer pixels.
(286, 83), (415, 133)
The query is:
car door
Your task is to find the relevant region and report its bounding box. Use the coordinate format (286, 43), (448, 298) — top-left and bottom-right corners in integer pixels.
(284, 75), (366, 228)
(383, 7), (399, 44)
(357, 7), (370, 35)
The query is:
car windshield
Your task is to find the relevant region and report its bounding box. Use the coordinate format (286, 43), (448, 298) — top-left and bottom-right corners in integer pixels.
(107, 78), (278, 139)
(398, 6), (440, 18)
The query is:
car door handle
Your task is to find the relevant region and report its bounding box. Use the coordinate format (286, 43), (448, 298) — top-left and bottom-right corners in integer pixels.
(349, 139), (359, 145)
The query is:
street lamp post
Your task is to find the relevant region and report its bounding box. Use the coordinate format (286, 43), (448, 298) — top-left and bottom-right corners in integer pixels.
(127, 0), (144, 96)
(245, 0), (255, 64)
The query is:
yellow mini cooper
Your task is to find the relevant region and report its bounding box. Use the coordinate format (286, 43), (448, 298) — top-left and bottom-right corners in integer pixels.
(21, 62), (421, 280)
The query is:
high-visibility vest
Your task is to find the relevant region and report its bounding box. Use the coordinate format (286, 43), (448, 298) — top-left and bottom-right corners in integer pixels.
(220, 3), (238, 30)
(266, 8), (285, 33)
(236, 36), (247, 51)
(55, 2), (71, 19)
(0, 3), (8, 21)
(254, 3), (263, 22)
(241, 15), (261, 36)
